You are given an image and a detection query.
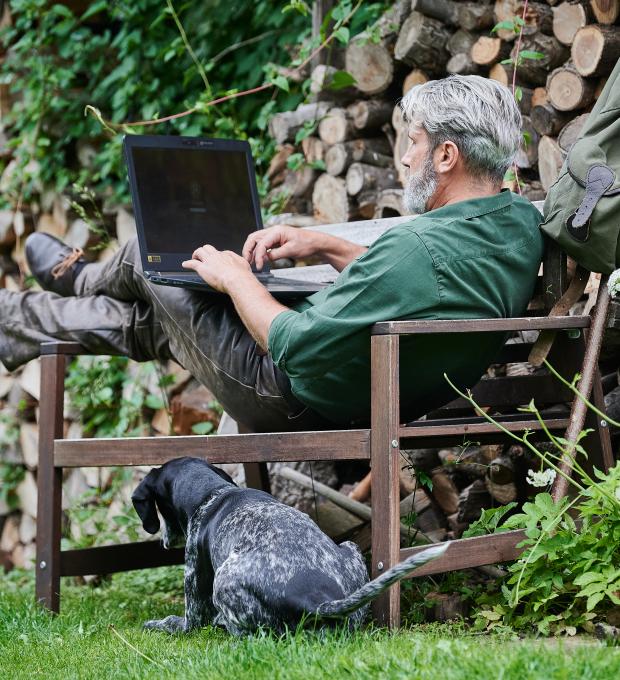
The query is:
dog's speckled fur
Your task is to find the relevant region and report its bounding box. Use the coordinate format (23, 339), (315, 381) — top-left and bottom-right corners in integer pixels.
(132, 457), (447, 635)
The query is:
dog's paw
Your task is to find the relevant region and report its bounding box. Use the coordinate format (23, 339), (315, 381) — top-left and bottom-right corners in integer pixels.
(143, 615), (186, 634)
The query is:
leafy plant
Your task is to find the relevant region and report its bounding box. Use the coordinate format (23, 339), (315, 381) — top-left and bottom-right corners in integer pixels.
(446, 366), (620, 635)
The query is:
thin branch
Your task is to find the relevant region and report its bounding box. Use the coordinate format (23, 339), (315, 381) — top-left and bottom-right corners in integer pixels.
(544, 359), (620, 428)
(211, 30), (280, 65)
(87, 0), (363, 131)
(165, 0), (211, 96)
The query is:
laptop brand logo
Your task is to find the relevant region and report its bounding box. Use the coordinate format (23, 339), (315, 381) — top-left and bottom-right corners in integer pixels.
(147, 255), (161, 263)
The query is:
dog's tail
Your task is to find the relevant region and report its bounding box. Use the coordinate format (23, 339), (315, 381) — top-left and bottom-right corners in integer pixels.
(314, 543), (449, 618)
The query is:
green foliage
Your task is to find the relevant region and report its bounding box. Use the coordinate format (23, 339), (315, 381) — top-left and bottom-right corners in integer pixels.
(64, 467), (143, 549)
(474, 467), (620, 636)
(0, 0), (386, 214)
(65, 356), (171, 438)
(0, 0), (310, 207)
(0, 461), (25, 511)
(448, 368), (620, 636)
(462, 502), (518, 539)
(0, 411), (24, 510)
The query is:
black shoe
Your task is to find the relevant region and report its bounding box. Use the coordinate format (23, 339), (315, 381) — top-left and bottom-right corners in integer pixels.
(25, 233), (86, 297)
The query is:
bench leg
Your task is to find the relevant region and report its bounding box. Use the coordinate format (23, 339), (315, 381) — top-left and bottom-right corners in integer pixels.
(371, 335), (401, 628)
(35, 354), (66, 613)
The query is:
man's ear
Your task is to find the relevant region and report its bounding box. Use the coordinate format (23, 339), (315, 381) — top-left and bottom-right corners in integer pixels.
(131, 468), (161, 534)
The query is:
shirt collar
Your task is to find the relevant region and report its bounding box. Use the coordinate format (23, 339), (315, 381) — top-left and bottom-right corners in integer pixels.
(421, 188), (514, 221)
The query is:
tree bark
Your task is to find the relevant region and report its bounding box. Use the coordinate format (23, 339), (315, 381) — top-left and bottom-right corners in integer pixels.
(558, 112), (589, 152)
(344, 0), (410, 96)
(458, 2), (496, 31)
(447, 29), (478, 56)
(590, 0), (620, 23)
(515, 115), (540, 169)
(546, 65), (596, 110)
(538, 135), (566, 191)
(325, 139), (392, 176)
(511, 34), (569, 85)
(312, 174), (357, 224)
(447, 52), (481, 75)
(411, 0), (459, 25)
(494, 1), (553, 41)
(471, 36), (510, 66)
(318, 107), (357, 145)
(374, 188), (407, 218)
(344, 41), (394, 96)
(572, 24), (620, 77)
(268, 101), (332, 144)
(488, 62), (516, 86)
(346, 162), (399, 197)
(552, 0), (590, 46)
(301, 136), (326, 165)
(530, 102), (571, 136)
(402, 68), (429, 95)
(309, 64), (357, 101)
(394, 12), (451, 74)
(347, 100), (393, 132)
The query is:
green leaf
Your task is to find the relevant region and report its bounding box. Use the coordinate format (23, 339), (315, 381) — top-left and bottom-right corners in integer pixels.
(192, 421), (215, 435)
(574, 571), (604, 587)
(81, 1), (107, 20)
(520, 50), (546, 61)
(514, 86), (523, 103)
(327, 70), (356, 91)
(271, 75), (290, 92)
(500, 58), (514, 65)
(334, 27), (350, 44)
(492, 20), (517, 33)
(144, 394), (165, 410)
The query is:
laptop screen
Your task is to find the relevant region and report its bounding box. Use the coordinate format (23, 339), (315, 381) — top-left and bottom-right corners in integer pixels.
(130, 145), (260, 258)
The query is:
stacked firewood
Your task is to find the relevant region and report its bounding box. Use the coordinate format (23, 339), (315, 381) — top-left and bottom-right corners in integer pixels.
(267, 0), (620, 223)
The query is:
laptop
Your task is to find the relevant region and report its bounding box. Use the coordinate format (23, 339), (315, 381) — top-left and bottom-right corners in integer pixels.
(123, 134), (330, 298)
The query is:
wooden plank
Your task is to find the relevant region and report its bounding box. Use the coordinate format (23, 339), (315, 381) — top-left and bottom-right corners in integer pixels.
(54, 429), (371, 467)
(372, 316), (591, 336)
(399, 530), (527, 577)
(370, 334), (401, 628)
(35, 354), (66, 613)
(40, 341), (87, 356)
(400, 418), (569, 441)
(440, 374), (573, 410)
(60, 542), (184, 577)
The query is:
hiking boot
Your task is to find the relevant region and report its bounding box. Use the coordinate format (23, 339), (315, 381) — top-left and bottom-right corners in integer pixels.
(25, 233), (86, 297)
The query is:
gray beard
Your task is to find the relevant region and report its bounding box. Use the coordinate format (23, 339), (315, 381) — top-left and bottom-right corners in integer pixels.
(403, 153), (438, 214)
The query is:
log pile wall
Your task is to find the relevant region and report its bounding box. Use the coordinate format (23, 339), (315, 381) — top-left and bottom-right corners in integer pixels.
(267, 0), (620, 221)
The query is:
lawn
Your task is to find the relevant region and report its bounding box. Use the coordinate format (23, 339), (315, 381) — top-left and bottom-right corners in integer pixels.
(1, 566), (620, 680)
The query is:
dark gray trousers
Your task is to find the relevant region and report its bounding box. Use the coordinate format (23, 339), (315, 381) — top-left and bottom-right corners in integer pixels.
(0, 238), (332, 432)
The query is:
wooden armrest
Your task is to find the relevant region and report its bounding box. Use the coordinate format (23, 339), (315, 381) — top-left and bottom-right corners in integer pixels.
(371, 316), (591, 336)
(40, 341), (93, 356)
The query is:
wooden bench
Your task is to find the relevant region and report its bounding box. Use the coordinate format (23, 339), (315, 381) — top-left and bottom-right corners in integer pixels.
(35, 202), (614, 627)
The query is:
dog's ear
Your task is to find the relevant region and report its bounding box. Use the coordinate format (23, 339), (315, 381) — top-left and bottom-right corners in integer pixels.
(131, 468), (161, 534)
(208, 463), (236, 486)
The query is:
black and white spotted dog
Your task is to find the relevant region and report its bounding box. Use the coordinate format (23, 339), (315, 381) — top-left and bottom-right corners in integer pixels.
(132, 457), (447, 636)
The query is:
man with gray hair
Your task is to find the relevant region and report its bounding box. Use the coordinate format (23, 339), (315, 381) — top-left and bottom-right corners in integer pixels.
(2, 75), (543, 431)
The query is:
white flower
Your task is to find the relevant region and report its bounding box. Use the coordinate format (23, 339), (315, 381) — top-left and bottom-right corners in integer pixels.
(608, 269), (620, 298)
(527, 468), (557, 488)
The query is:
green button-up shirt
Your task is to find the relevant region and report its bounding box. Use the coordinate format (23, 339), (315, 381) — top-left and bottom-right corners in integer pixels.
(268, 191), (544, 425)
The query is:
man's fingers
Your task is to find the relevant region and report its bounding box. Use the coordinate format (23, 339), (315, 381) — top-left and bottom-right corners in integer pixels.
(242, 232), (262, 262)
(191, 244), (216, 261)
(182, 259), (199, 270)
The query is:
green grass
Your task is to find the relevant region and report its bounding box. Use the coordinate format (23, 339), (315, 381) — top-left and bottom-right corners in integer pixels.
(1, 567), (620, 680)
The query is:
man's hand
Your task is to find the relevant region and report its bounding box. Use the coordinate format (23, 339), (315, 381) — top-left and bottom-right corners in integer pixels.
(242, 225), (319, 270)
(182, 245), (253, 293)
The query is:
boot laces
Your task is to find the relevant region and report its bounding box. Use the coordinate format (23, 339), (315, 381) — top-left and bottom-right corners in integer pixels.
(50, 247), (84, 279)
